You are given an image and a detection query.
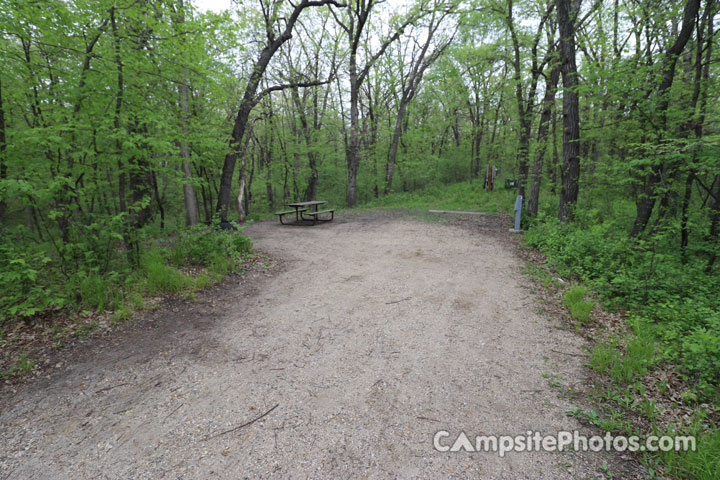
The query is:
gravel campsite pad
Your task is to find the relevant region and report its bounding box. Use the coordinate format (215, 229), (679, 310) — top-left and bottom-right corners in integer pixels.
(0, 211), (640, 478)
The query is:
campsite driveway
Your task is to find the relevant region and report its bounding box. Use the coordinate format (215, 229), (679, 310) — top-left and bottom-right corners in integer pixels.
(0, 211), (638, 478)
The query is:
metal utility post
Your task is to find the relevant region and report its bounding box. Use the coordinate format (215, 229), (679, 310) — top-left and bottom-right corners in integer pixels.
(510, 195), (522, 233)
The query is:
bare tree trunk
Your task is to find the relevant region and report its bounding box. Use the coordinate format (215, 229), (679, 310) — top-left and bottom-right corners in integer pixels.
(550, 101), (559, 194)
(557, 0), (581, 222)
(197, 165), (211, 223)
(236, 121), (256, 223)
(263, 128), (274, 211)
(175, 0), (198, 226)
(508, 0), (553, 200)
(237, 171), (247, 223)
(111, 7), (127, 219)
(347, 68), (360, 206)
(216, 0), (338, 220)
(289, 86), (319, 201)
(707, 174), (720, 272)
(0, 78), (7, 225)
(681, 5), (713, 259)
(385, 14), (450, 194)
(339, 1), (421, 206)
(629, 0), (701, 236)
(528, 63), (560, 216)
(385, 101), (407, 194)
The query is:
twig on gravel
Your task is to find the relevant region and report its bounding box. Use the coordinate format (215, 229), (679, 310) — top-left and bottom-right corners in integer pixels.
(163, 403), (184, 423)
(550, 349), (586, 357)
(203, 403), (280, 441)
(386, 297), (411, 305)
(416, 416), (441, 423)
(95, 382), (130, 394)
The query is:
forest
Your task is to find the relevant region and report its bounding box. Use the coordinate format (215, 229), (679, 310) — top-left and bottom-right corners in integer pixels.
(0, 0), (719, 476)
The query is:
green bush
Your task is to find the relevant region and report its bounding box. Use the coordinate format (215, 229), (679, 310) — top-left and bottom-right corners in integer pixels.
(527, 213), (720, 403)
(0, 222), (254, 324)
(680, 326), (720, 400)
(77, 273), (118, 312)
(169, 225), (252, 273)
(141, 250), (190, 295)
(0, 243), (66, 322)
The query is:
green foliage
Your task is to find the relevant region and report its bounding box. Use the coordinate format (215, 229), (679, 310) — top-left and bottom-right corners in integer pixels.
(113, 304), (132, 322)
(680, 326), (720, 401)
(77, 274), (118, 313)
(527, 212), (720, 403)
(129, 292), (145, 311)
(169, 224), (253, 273)
(654, 418), (720, 480)
(360, 182), (516, 214)
(0, 243), (66, 321)
(590, 323), (656, 384)
(0, 225), (253, 324)
(142, 250), (190, 295)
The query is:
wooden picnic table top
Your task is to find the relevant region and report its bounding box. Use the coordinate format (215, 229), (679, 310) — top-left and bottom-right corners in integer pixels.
(286, 200), (327, 207)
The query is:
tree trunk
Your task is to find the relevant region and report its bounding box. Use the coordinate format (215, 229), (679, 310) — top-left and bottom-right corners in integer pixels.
(557, 0), (581, 222)
(216, 0), (334, 220)
(629, 0), (701, 236)
(236, 120), (256, 223)
(339, 0), (421, 207)
(237, 172), (247, 223)
(385, 100), (407, 194)
(0, 78), (7, 225)
(175, 0), (198, 226)
(347, 69), (360, 206)
(528, 63), (560, 216)
(550, 102), (559, 194)
(707, 174), (720, 272)
(681, 6), (713, 259)
(289, 86), (319, 201)
(111, 7), (127, 221)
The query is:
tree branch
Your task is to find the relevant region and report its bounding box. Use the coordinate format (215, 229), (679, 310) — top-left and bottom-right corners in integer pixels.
(255, 78), (333, 103)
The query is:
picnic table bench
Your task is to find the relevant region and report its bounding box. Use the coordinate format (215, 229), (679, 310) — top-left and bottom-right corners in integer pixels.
(275, 200), (335, 225)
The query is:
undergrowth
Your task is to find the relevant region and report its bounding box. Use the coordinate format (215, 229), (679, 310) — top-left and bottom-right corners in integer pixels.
(525, 206), (719, 479)
(0, 223), (253, 327)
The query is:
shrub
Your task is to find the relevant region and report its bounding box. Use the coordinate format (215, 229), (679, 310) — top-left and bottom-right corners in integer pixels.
(526, 213), (720, 403)
(78, 273), (117, 312)
(141, 250), (190, 295)
(169, 225), (252, 272)
(681, 326), (720, 400)
(0, 244), (66, 322)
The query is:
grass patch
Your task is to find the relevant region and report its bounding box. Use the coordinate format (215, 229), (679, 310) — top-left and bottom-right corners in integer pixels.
(589, 321), (656, 384)
(2, 352), (36, 378)
(562, 285), (593, 327)
(142, 250), (191, 295)
(113, 304), (132, 322)
(655, 423), (720, 480)
(78, 274), (118, 312)
(359, 181), (516, 214)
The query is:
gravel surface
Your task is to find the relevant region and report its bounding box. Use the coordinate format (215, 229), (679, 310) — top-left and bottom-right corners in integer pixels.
(0, 211), (640, 479)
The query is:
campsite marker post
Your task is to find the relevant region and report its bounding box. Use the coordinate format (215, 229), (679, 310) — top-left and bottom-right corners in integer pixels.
(510, 195), (522, 233)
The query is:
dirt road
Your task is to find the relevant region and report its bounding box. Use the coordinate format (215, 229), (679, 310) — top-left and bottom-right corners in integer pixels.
(0, 211), (637, 478)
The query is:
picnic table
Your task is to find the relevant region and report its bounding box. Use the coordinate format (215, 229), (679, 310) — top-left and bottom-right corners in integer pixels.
(275, 200), (335, 225)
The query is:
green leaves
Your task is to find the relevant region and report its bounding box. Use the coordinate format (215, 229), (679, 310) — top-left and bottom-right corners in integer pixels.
(0, 244), (63, 323)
